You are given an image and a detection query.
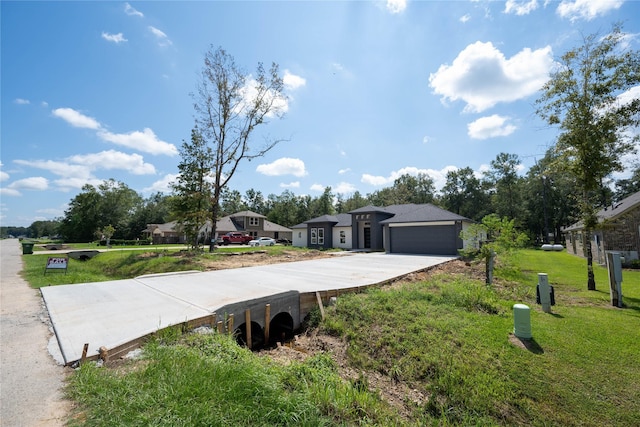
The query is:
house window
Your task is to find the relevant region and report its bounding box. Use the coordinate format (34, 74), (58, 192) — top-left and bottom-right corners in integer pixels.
(318, 228), (324, 245)
(249, 217), (259, 226)
(298, 232), (302, 238)
(340, 230), (346, 244)
(311, 228), (317, 245)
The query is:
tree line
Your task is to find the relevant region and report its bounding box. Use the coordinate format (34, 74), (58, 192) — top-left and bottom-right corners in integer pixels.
(8, 154), (638, 244)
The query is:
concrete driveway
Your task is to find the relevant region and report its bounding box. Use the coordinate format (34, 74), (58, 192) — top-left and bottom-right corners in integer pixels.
(41, 252), (455, 364)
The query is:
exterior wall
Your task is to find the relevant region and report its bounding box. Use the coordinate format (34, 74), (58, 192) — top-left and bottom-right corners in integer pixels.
(292, 228), (307, 247)
(332, 226), (352, 249)
(351, 212), (391, 251)
(565, 206), (640, 264)
(307, 222), (334, 250)
(600, 207), (640, 262)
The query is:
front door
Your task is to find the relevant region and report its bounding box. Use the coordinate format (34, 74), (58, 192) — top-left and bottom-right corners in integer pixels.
(364, 227), (371, 249)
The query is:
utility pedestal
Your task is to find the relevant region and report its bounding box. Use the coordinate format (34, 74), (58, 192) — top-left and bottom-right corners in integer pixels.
(537, 273), (552, 313)
(606, 251), (623, 308)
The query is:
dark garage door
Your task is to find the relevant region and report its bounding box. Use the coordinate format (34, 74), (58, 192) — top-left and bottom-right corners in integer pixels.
(389, 225), (458, 255)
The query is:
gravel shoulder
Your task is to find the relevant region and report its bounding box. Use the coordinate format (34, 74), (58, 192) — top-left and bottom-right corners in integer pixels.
(1, 239), (71, 427)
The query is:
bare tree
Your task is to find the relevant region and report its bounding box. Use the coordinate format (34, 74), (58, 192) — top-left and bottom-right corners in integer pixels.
(193, 46), (288, 251)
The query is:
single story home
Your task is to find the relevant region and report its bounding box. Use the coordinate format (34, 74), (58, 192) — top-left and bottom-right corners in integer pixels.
(293, 204), (475, 255)
(563, 190), (640, 264)
(142, 221), (186, 244)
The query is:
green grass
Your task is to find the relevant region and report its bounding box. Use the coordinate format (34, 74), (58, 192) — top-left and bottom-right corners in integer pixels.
(68, 333), (398, 426)
(322, 249), (640, 426)
(22, 249), (203, 288)
(22, 245), (328, 288)
(62, 248), (640, 425)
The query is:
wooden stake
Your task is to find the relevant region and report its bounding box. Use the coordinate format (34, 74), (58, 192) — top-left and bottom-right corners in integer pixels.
(227, 314), (234, 335)
(80, 343), (89, 365)
(245, 309), (252, 349)
(316, 291), (325, 320)
(264, 304), (271, 344)
(99, 346), (109, 362)
(217, 320), (224, 334)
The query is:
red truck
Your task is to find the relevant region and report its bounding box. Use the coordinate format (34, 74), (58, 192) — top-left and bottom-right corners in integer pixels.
(219, 232), (253, 245)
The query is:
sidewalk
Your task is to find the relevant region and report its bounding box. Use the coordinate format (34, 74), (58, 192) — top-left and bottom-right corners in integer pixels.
(0, 239), (70, 427)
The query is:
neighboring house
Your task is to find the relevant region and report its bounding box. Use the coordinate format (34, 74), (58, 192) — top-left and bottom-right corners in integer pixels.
(200, 210), (293, 242)
(142, 221), (186, 244)
(563, 191), (640, 264)
(293, 204), (475, 255)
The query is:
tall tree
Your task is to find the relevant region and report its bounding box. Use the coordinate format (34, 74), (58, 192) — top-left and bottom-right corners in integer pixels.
(193, 46), (288, 251)
(171, 127), (214, 249)
(614, 164), (640, 201)
(59, 179), (141, 242)
(440, 167), (490, 221)
(536, 23), (639, 290)
(219, 188), (246, 216)
(483, 153), (524, 221)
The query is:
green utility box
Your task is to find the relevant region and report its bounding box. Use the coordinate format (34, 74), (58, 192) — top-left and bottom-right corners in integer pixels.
(21, 242), (35, 255)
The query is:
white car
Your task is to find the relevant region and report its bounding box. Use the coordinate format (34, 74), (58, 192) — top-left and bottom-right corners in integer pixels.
(249, 237), (276, 247)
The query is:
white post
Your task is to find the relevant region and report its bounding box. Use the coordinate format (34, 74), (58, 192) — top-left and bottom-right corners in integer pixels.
(538, 273), (551, 313)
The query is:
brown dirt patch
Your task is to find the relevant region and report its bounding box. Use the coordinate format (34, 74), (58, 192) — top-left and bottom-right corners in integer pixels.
(201, 249), (335, 270)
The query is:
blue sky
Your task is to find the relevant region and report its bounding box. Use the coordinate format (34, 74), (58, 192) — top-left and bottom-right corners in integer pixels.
(2, 0), (639, 227)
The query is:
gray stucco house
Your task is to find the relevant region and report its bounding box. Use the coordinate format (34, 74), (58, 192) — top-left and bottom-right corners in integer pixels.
(293, 204), (475, 255)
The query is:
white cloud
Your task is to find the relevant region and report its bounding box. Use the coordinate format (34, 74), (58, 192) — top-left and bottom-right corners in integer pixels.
(124, 3), (143, 17)
(67, 150), (156, 175)
(97, 128), (178, 156)
(52, 107), (101, 129)
(386, 0), (407, 14)
(361, 165), (459, 191)
(504, 0), (539, 15)
(334, 182), (357, 194)
(256, 157), (307, 177)
(8, 177), (49, 191)
(148, 26), (172, 46)
(467, 115), (517, 139)
(338, 168), (351, 175)
(283, 70), (306, 90)
(0, 162), (8, 182)
(15, 159), (92, 180)
(617, 85), (640, 107)
(102, 32), (128, 43)
(143, 173), (179, 194)
(237, 77), (290, 117)
(0, 188), (21, 197)
(422, 136), (432, 144)
(41, 101), (49, 108)
(14, 98), (30, 105)
(460, 14), (471, 23)
(280, 181), (300, 189)
(310, 184), (325, 192)
(556, 0), (624, 22)
(429, 42), (554, 113)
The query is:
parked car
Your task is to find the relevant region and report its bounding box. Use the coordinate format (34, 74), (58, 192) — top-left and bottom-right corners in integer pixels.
(219, 232), (253, 245)
(249, 237), (276, 247)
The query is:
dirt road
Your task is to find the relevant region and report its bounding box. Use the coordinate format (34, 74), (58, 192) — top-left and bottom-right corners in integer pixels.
(1, 239), (70, 426)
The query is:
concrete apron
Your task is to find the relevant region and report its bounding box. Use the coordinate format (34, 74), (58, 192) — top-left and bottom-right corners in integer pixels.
(41, 252), (456, 364)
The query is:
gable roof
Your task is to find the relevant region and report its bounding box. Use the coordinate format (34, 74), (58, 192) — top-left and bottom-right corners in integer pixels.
(379, 204), (471, 224)
(230, 210), (267, 219)
(304, 213), (352, 227)
(564, 190), (640, 231)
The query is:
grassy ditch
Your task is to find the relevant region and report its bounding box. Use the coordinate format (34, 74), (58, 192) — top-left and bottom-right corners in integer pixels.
(21, 245), (328, 288)
(63, 249), (639, 425)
